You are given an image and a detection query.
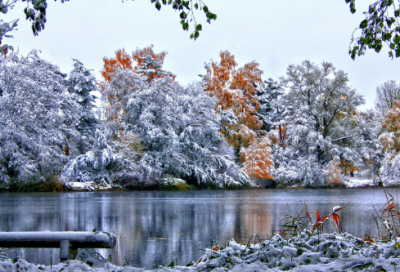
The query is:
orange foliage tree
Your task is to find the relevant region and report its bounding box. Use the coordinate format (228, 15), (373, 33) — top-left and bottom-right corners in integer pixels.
(242, 136), (274, 180)
(380, 100), (400, 153)
(204, 50), (275, 181)
(204, 51), (263, 151)
(100, 45), (174, 133)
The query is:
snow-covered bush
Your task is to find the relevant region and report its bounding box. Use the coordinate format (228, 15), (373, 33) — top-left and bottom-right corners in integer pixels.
(61, 129), (137, 187)
(0, 51), (80, 186)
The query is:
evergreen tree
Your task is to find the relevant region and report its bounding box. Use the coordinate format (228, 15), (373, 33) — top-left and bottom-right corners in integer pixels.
(67, 59), (98, 154)
(255, 78), (285, 132)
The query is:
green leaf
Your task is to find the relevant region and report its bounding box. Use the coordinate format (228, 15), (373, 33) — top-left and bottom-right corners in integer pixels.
(396, 48), (400, 57)
(168, 261), (175, 268)
(369, 6), (375, 14)
(151, 0), (156, 3)
(190, 33), (194, 39)
(194, 3), (198, 9)
(394, 35), (400, 44)
(376, 43), (383, 52)
(180, 11), (187, 19)
(155, 1), (161, 10)
(182, 22), (188, 30)
(162, 0), (166, 4)
(194, 30), (199, 38)
(211, 13), (217, 20)
(196, 24), (202, 31)
(168, 0), (172, 4)
(396, 10), (400, 17)
(350, 2), (356, 14)
(360, 19), (368, 28)
(203, 6), (208, 13)
(391, 43), (396, 49)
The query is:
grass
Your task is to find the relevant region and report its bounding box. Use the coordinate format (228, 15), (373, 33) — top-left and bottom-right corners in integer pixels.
(6, 175), (66, 192)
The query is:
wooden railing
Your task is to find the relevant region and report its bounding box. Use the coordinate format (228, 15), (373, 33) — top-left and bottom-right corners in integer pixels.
(0, 231), (116, 260)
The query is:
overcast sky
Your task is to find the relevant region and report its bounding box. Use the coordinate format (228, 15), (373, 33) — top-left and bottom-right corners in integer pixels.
(3, 0), (400, 110)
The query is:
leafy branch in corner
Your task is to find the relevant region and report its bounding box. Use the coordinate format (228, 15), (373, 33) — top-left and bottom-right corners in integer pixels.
(346, 0), (400, 59)
(149, 0), (216, 40)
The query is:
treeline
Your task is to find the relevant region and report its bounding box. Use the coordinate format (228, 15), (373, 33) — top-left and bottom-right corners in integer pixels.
(0, 47), (398, 191)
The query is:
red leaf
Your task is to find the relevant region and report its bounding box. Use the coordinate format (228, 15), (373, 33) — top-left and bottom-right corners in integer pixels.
(332, 213), (342, 231)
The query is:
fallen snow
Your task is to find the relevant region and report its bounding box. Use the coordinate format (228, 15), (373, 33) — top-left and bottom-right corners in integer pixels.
(342, 177), (375, 188)
(3, 232), (400, 271)
(65, 181), (114, 191)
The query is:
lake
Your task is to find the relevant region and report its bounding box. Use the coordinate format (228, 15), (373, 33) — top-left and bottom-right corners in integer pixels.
(0, 188), (397, 268)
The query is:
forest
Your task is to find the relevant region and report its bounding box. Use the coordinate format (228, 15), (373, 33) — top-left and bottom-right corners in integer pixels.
(0, 45), (399, 191)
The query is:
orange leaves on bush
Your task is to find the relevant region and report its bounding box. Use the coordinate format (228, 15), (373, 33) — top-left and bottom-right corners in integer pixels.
(326, 156), (342, 185)
(242, 135), (274, 180)
(339, 160), (360, 176)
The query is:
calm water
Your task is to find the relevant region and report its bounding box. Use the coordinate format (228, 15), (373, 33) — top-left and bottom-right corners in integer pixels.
(0, 188), (397, 268)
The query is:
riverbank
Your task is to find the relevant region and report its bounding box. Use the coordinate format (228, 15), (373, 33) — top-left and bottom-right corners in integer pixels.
(0, 176), (383, 193)
(2, 231), (400, 271)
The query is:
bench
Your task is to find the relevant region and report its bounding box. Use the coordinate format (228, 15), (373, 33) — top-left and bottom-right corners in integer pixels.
(0, 231), (116, 260)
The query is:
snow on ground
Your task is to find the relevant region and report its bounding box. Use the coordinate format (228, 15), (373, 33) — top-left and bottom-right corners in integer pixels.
(3, 232), (400, 271)
(342, 177), (376, 188)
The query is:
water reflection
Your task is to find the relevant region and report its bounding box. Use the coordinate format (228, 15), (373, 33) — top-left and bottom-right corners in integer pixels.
(0, 188), (396, 268)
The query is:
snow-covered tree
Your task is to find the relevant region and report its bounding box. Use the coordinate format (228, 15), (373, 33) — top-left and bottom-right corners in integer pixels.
(355, 109), (382, 179)
(126, 79), (249, 187)
(375, 80), (400, 117)
(256, 78), (286, 132)
(67, 59), (98, 154)
(379, 100), (400, 185)
(272, 61), (365, 187)
(0, 50), (80, 186)
(100, 48), (249, 188)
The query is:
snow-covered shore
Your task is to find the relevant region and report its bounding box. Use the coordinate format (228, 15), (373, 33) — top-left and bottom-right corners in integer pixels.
(342, 177), (376, 188)
(3, 232), (400, 272)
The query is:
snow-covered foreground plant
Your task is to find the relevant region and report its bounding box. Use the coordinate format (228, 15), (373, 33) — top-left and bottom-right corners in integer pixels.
(4, 232), (400, 271)
(371, 190), (400, 241)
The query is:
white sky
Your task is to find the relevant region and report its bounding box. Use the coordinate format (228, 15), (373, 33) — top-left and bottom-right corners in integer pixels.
(3, 0), (400, 110)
